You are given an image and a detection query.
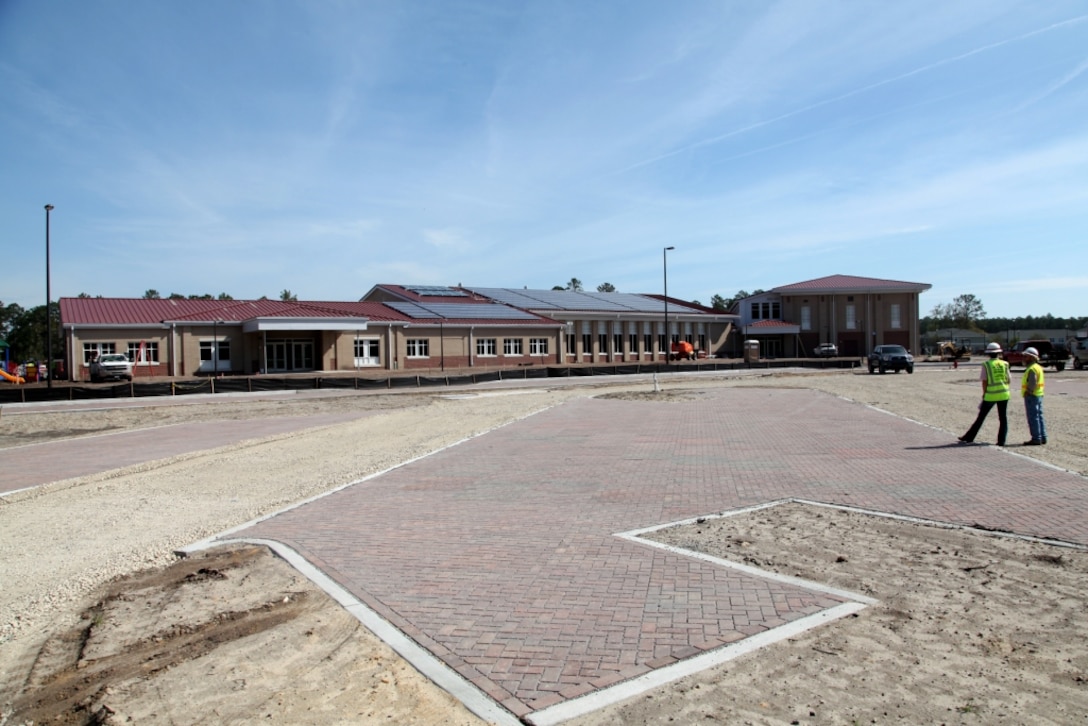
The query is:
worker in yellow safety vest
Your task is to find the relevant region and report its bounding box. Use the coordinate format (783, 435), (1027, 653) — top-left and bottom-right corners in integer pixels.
(1020, 347), (1047, 446)
(959, 342), (1010, 446)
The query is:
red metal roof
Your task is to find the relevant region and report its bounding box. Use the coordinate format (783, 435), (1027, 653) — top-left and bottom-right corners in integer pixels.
(58, 297), (559, 328)
(772, 274), (931, 293)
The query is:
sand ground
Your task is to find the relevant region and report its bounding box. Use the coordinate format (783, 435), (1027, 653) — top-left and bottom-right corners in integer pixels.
(2, 366), (1087, 725)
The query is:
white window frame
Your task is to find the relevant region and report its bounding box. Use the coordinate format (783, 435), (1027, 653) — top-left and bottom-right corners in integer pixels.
(127, 341), (160, 364)
(503, 338), (523, 356)
(354, 338), (380, 366)
(477, 338), (497, 357)
(406, 339), (430, 358)
(890, 304), (902, 329)
(82, 342), (116, 364)
(846, 304), (857, 330)
(530, 338), (548, 356)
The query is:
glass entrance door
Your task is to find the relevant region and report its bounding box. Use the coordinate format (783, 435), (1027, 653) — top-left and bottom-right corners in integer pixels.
(264, 339), (314, 372)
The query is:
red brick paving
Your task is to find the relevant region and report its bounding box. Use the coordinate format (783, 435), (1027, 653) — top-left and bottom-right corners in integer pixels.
(232, 388), (1088, 719)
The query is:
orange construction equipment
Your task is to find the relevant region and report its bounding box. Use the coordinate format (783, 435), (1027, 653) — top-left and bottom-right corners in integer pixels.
(669, 341), (696, 361)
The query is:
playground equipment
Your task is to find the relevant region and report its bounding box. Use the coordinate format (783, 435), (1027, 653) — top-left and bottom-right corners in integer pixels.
(0, 369), (25, 384)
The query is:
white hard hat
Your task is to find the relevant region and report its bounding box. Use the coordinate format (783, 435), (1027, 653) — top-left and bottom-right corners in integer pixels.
(1024, 347), (1039, 358)
(985, 342), (1002, 353)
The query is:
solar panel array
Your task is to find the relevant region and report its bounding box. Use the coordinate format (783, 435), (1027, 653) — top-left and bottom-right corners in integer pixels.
(386, 302), (441, 318)
(386, 301), (541, 321)
(467, 288), (701, 313)
(404, 285), (467, 297)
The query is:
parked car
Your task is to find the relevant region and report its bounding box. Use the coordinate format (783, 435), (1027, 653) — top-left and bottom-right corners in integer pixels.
(868, 345), (914, 374)
(814, 343), (838, 357)
(90, 353), (133, 382)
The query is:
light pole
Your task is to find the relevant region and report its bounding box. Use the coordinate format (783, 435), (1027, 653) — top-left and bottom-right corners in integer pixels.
(663, 246), (675, 365)
(44, 204), (54, 389)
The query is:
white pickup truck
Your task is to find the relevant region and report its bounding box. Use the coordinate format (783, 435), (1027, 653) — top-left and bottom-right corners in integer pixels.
(90, 353), (133, 382)
(1072, 337), (1088, 371)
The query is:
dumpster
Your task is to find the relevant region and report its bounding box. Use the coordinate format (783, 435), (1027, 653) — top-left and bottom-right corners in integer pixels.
(744, 340), (760, 363)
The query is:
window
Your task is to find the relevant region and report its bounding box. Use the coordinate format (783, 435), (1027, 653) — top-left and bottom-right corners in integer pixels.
(613, 333), (623, 355)
(566, 332), (576, 355)
(127, 341), (160, 364)
(582, 333), (591, 356)
(82, 342), (116, 364)
(503, 338), (523, 356)
(846, 304), (857, 330)
(406, 339), (429, 357)
(801, 306), (811, 331)
(598, 333), (607, 356)
(629, 333), (638, 353)
(477, 338), (497, 356)
(200, 340), (230, 364)
(750, 301), (781, 320)
(354, 338), (378, 357)
(354, 338), (380, 366)
(530, 338), (548, 355)
(644, 334), (652, 353)
(890, 304), (902, 329)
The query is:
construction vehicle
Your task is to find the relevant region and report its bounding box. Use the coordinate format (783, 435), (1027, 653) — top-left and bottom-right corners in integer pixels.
(935, 341), (970, 362)
(669, 340), (696, 361)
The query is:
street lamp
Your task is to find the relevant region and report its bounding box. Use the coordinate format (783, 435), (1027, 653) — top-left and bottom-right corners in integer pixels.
(663, 246), (675, 364)
(44, 204), (54, 389)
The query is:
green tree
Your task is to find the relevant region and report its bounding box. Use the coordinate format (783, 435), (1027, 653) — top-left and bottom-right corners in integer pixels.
(4, 303), (61, 362)
(143, 289), (161, 299)
(597, 282), (616, 292)
(217, 292), (234, 300)
(950, 294), (985, 328)
(710, 294), (728, 311)
(280, 289), (298, 302)
(1, 301), (25, 340)
(564, 278), (583, 292)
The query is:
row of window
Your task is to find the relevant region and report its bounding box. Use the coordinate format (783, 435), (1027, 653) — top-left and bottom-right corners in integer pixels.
(83, 342), (161, 364)
(569, 333), (707, 356)
(795, 304), (902, 331)
(406, 338), (550, 358)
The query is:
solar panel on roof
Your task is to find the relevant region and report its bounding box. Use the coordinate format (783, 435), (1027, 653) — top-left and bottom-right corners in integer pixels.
(426, 303), (539, 320)
(386, 301), (442, 318)
(405, 285), (467, 297)
(468, 288), (562, 309)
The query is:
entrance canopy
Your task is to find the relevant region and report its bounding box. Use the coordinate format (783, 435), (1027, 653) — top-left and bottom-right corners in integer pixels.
(242, 317), (368, 333)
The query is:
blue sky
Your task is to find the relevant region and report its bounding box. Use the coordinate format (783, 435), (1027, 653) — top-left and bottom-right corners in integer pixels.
(3, 1), (1087, 319)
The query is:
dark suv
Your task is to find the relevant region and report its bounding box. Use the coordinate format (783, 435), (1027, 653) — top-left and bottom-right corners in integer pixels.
(868, 345), (914, 374)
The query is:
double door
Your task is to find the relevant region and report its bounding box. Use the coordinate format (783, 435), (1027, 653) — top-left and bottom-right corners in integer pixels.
(265, 339), (314, 372)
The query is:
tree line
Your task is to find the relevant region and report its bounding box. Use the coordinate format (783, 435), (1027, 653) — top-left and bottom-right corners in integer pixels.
(923, 293), (1086, 337)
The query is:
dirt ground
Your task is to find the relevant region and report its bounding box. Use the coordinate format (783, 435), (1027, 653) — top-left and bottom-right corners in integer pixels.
(2, 368), (1088, 725)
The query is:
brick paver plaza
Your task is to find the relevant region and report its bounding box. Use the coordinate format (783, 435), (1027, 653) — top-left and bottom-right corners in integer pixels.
(216, 387), (1088, 723)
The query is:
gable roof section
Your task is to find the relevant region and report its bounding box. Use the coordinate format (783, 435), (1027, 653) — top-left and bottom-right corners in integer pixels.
(772, 274), (931, 294)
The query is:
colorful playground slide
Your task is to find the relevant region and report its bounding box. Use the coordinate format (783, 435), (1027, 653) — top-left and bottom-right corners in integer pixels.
(0, 369), (25, 384)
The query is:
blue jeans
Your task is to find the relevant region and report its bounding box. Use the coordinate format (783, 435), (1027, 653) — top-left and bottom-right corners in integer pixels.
(1024, 395), (1046, 442)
